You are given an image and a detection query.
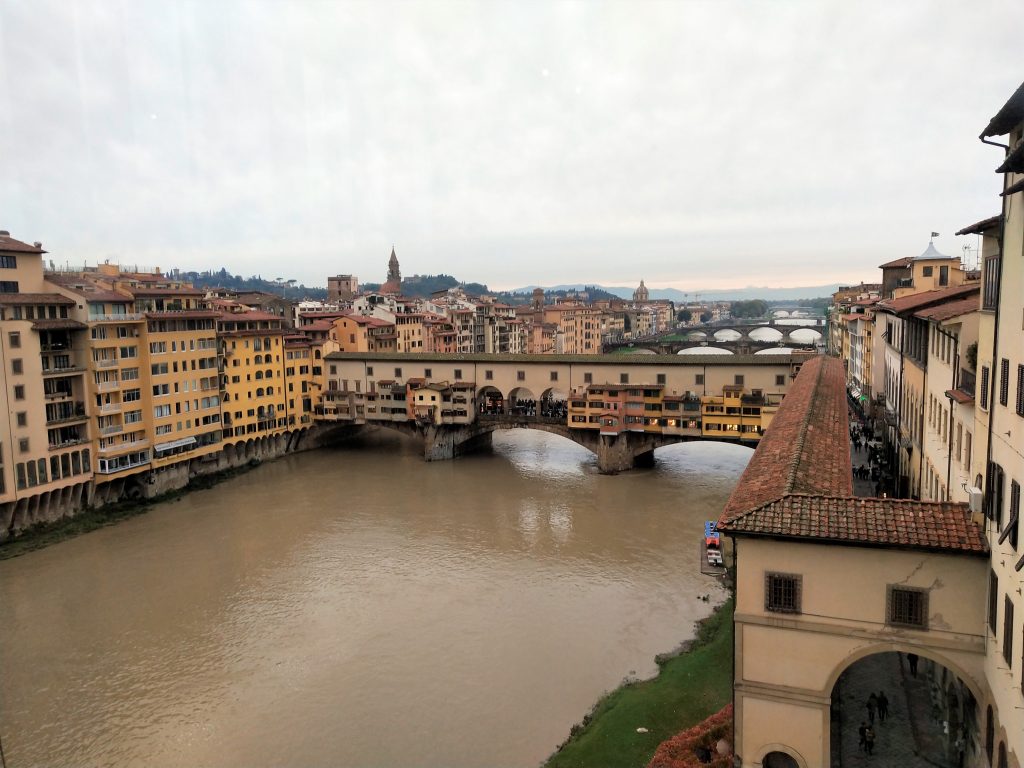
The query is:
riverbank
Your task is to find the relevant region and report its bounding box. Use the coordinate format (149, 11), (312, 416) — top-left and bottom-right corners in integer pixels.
(544, 597), (734, 768)
(0, 463), (257, 561)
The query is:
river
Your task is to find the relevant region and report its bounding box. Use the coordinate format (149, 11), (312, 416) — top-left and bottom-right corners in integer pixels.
(0, 430), (751, 768)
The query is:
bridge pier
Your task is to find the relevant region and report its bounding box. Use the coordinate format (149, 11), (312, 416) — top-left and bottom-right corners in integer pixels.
(571, 430), (677, 474)
(422, 424), (493, 461)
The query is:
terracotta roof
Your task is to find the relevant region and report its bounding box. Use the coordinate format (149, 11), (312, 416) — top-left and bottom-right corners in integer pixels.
(878, 256), (912, 269)
(0, 292), (75, 305)
(719, 357), (851, 525)
(130, 287), (203, 297)
(955, 215), (1002, 236)
(876, 284), (979, 315)
(0, 233), (45, 253)
(995, 138), (1024, 174)
(982, 80), (1024, 137)
(1001, 177), (1024, 197)
(303, 321), (334, 332)
(946, 388), (974, 405)
(143, 310), (219, 319)
(913, 296), (979, 323)
(721, 495), (986, 554)
(217, 310), (282, 322)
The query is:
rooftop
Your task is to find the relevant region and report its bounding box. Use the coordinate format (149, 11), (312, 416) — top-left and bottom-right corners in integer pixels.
(323, 351), (803, 366)
(875, 284), (979, 315)
(981, 80), (1024, 137)
(913, 296), (979, 323)
(955, 214), (1002, 236)
(717, 356), (986, 556)
(0, 232), (45, 254)
(878, 256), (913, 269)
(0, 292), (75, 306)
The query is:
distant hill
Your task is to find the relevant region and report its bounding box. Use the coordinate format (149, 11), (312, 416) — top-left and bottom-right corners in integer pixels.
(178, 268), (327, 300)
(511, 283), (843, 302)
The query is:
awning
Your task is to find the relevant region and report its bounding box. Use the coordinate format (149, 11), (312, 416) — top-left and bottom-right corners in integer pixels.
(155, 436), (197, 452)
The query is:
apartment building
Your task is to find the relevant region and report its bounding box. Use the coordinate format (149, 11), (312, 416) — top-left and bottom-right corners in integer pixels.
(218, 312), (288, 442)
(975, 80), (1024, 768)
(0, 234), (94, 526)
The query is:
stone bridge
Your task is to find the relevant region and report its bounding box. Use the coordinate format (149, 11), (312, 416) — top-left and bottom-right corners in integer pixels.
(320, 352), (798, 472)
(369, 412), (710, 473)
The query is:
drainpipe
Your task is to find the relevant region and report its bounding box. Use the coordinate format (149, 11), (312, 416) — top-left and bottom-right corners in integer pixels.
(944, 328), (959, 501)
(979, 133), (1009, 533)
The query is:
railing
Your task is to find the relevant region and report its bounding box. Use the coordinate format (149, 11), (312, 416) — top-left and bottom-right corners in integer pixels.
(94, 358), (118, 368)
(99, 438), (149, 454)
(44, 390), (73, 400)
(48, 438), (89, 451)
(97, 380), (120, 391)
(101, 424), (124, 436)
(99, 402), (122, 414)
(42, 365), (85, 375)
(89, 313), (145, 322)
(477, 413), (567, 426)
(958, 369), (976, 398)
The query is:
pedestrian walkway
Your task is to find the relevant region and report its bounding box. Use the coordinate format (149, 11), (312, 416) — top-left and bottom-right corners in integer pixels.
(835, 652), (954, 767)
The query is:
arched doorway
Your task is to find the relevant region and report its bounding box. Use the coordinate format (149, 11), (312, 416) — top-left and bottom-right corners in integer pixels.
(830, 651), (978, 767)
(507, 387), (536, 415)
(762, 751), (799, 768)
(477, 386), (505, 415)
(540, 387), (568, 420)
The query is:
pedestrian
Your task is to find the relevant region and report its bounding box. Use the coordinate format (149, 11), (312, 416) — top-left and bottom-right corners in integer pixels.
(858, 722), (868, 753)
(877, 691), (888, 722)
(955, 734), (965, 767)
(867, 693), (877, 725)
(908, 652), (919, 677)
(864, 725), (875, 756)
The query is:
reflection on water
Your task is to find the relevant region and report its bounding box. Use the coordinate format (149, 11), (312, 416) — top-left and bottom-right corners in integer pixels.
(0, 430), (751, 768)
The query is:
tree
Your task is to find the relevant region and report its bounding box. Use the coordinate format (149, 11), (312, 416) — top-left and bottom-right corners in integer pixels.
(677, 309), (693, 322)
(700, 311), (713, 323)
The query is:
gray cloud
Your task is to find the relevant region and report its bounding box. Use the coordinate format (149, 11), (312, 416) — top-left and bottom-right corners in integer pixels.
(1, 0), (1020, 290)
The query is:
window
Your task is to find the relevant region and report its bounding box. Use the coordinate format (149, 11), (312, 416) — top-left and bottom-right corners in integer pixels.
(939, 265), (949, 286)
(16, 412), (26, 427)
(695, 374), (705, 385)
(485, 370), (493, 381)
(0, 254), (16, 268)
(18, 438), (29, 453)
(922, 266), (933, 277)
(517, 370), (526, 381)
(394, 367), (402, 377)
(0, 281), (19, 293)
(764, 572), (801, 613)
(1003, 596), (1015, 667)
(981, 365), (990, 410)
(656, 373), (666, 385)
(620, 373), (629, 384)
(1000, 358), (1010, 406)
(887, 585), (928, 629)
(734, 374), (745, 387)
(1017, 364), (1024, 417)
(989, 570), (999, 636)
(1001, 480), (1020, 550)
(988, 462), (1005, 526)
(154, 404), (172, 418)
(8, 331), (20, 348)
(550, 371), (558, 382)
(13, 384), (24, 400)
(423, 368), (432, 378)
(584, 372), (593, 384)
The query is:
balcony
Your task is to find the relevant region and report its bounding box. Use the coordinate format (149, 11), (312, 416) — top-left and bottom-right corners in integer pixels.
(100, 424), (124, 436)
(958, 369), (976, 398)
(44, 389), (74, 401)
(94, 358), (118, 369)
(99, 438), (149, 455)
(97, 380), (120, 392)
(89, 313), (145, 322)
(48, 438), (89, 451)
(46, 403), (87, 426)
(99, 402), (122, 414)
(42, 364), (85, 375)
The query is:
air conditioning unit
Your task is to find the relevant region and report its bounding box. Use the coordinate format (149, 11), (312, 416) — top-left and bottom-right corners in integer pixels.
(968, 487), (983, 515)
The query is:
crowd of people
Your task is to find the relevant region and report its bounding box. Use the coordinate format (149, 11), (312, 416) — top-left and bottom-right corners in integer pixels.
(479, 398), (569, 419)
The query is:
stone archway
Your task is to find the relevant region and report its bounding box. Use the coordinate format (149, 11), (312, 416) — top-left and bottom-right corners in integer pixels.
(761, 750), (801, 768)
(829, 649), (980, 767)
(477, 386), (505, 415)
(507, 387), (536, 415)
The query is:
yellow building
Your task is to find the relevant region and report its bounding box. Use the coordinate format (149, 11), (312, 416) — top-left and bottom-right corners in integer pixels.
(218, 311), (288, 443)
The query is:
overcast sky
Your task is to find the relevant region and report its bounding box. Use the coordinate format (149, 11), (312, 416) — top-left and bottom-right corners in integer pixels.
(1, 1), (1021, 291)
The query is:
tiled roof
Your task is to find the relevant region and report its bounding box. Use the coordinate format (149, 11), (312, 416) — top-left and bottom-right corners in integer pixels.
(31, 319), (87, 330)
(719, 357), (851, 525)
(129, 287), (204, 296)
(955, 215), (1002, 236)
(716, 355), (987, 556)
(946, 388), (974, 405)
(323, 351), (802, 366)
(721, 495), (986, 554)
(876, 284), (979, 315)
(878, 256), (913, 269)
(913, 296), (979, 323)
(0, 292), (75, 305)
(1001, 177), (1024, 197)
(982, 80), (1024, 137)
(143, 310), (219, 319)
(0, 233), (45, 253)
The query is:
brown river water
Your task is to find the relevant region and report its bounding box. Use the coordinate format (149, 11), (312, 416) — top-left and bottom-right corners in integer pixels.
(0, 430), (751, 768)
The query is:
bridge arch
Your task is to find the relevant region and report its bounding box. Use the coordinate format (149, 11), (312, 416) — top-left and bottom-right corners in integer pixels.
(713, 328), (742, 341)
(477, 385), (505, 415)
(823, 643), (984, 703)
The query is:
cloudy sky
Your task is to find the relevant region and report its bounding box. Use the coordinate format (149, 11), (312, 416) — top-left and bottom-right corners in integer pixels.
(1, 1), (1021, 291)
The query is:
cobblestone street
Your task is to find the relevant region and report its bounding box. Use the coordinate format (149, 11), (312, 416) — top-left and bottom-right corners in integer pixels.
(835, 652), (955, 767)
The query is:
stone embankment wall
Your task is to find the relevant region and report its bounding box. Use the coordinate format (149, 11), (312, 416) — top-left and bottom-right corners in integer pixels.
(0, 424), (358, 542)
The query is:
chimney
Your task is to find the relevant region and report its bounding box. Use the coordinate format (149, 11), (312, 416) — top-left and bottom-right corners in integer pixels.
(0, 230), (9, 236)
(34, 242), (42, 249)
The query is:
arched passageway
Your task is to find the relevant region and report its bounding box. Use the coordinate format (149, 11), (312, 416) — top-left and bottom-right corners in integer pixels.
(762, 751), (799, 768)
(477, 386), (505, 415)
(830, 651), (979, 767)
(508, 387), (536, 415)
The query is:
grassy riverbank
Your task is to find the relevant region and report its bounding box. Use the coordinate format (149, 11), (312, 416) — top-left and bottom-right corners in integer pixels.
(544, 598), (734, 768)
(0, 463), (256, 561)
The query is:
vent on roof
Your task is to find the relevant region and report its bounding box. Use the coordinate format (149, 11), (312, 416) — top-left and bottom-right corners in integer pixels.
(0, 230), (9, 236)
